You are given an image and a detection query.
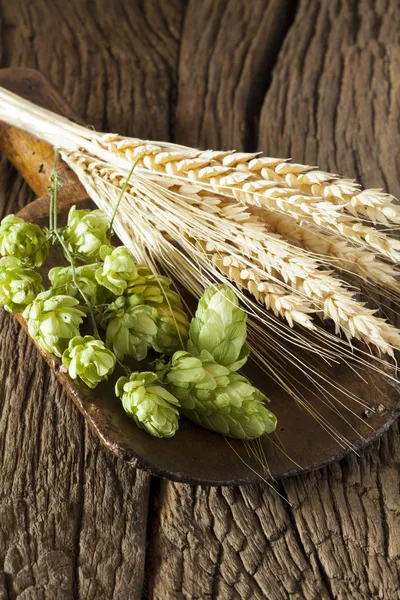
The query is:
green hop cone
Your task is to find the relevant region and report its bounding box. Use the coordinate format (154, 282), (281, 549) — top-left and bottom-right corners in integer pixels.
(152, 305), (189, 355)
(165, 350), (277, 439)
(129, 266), (183, 307)
(49, 263), (111, 307)
(62, 335), (116, 389)
(23, 291), (86, 357)
(128, 266), (189, 354)
(102, 295), (158, 361)
(115, 371), (180, 438)
(0, 214), (49, 267)
(64, 206), (111, 260)
(0, 257), (43, 312)
(188, 284), (249, 371)
(95, 246), (141, 296)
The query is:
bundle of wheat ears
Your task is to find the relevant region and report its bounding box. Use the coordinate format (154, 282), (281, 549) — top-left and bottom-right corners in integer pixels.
(0, 87), (399, 448)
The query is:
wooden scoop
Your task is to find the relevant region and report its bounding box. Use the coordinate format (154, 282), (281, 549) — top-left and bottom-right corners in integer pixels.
(0, 67), (399, 485)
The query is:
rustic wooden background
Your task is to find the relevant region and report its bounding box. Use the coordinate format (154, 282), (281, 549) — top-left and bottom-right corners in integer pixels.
(1, 1), (400, 598)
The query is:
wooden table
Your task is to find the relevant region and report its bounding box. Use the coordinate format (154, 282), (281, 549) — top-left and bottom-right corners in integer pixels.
(0, 1), (399, 598)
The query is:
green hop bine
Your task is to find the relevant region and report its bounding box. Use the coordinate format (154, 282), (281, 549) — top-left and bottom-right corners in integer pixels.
(102, 295), (158, 361)
(49, 263), (111, 307)
(63, 206), (111, 260)
(0, 214), (49, 267)
(23, 291), (86, 357)
(188, 284), (249, 371)
(95, 246), (142, 296)
(62, 335), (116, 389)
(115, 371), (180, 438)
(0, 256), (43, 312)
(165, 350), (277, 439)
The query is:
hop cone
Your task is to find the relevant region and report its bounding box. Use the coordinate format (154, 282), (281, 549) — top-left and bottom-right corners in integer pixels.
(102, 295), (158, 361)
(0, 257), (43, 312)
(152, 305), (189, 355)
(23, 291), (86, 357)
(64, 206), (110, 260)
(115, 371), (180, 438)
(165, 350), (277, 439)
(129, 266), (182, 307)
(49, 263), (110, 307)
(0, 214), (49, 267)
(62, 335), (116, 388)
(96, 246), (141, 296)
(188, 284), (249, 371)
(128, 266), (189, 354)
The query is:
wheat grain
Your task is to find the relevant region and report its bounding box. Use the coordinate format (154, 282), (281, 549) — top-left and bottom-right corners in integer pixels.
(260, 210), (400, 293)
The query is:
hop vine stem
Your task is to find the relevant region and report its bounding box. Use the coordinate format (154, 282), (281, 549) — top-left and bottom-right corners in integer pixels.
(49, 150), (100, 339)
(108, 154), (142, 238)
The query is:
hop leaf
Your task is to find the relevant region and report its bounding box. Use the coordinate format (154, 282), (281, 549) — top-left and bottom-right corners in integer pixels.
(95, 246), (141, 295)
(102, 295), (158, 361)
(62, 335), (116, 388)
(165, 350), (276, 439)
(23, 291), (86, 357)
(0, 257), (43, 312)
(115, 371), (180, 438)
(0, 214), (49, 267)
(188, 284), (249, 371)
(152, 305), (189, 355)
(49, 263), (111, 307)
(63, 206), (110, 260)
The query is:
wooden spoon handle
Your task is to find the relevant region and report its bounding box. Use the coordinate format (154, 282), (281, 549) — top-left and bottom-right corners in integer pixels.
(0, 67), (87, 203)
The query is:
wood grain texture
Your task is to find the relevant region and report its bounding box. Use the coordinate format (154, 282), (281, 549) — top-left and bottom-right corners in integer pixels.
(175, 0), (295, 151)
(146, 1), (400, 599)
(1, 0), (400, 599)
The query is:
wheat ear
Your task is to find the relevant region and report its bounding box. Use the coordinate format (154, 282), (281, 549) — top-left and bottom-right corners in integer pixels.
(166, 184), (400, 295)
(259, 210), (400, 294)
(246, 158), (400, 225)
(192, 237), (400, 356)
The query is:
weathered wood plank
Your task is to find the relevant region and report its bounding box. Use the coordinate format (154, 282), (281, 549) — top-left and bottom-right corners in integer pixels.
(0, 1), (185, 598)
(175, 0), (295, 150)
(146, 1), (400, 599)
